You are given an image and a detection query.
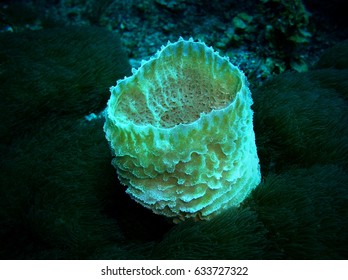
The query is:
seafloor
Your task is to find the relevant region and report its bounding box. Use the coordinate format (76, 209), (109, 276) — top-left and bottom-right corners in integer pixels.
(0, 0), (347, 259)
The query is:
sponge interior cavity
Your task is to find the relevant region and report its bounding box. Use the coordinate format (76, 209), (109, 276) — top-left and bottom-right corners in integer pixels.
(114, 40), (242, 128)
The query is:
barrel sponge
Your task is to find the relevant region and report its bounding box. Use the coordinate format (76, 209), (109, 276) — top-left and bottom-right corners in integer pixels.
(104, 38), (261, 222)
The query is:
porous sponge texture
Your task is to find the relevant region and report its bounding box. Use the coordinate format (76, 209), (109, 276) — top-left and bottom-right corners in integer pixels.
(104, 38), (261, 222)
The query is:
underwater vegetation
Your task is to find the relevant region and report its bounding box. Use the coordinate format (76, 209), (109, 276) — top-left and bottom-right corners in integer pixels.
(0, 26), (131, 145)
(0, 24), (347, 259)
(253, 40), (348, 173)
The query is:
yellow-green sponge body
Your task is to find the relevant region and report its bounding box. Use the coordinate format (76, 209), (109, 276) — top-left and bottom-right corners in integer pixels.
(104, 38), (260, 222)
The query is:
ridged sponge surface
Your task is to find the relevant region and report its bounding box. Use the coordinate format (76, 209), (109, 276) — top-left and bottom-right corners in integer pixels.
(104, 38), (261, 222)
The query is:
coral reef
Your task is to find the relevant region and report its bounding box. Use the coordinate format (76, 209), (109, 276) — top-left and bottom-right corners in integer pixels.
(104, 38), (261, 222)
(2, 0), (346, 78)
(0, 1), (347, 261)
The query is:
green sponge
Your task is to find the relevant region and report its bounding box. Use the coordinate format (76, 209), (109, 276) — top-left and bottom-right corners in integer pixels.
(104, 38), (261, 222)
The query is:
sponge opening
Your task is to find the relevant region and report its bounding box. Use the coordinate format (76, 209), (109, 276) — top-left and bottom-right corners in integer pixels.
(116, 42), (242, 128)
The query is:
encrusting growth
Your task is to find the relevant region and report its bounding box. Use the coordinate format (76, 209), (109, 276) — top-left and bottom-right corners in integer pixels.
(104, 38), (261, 222)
